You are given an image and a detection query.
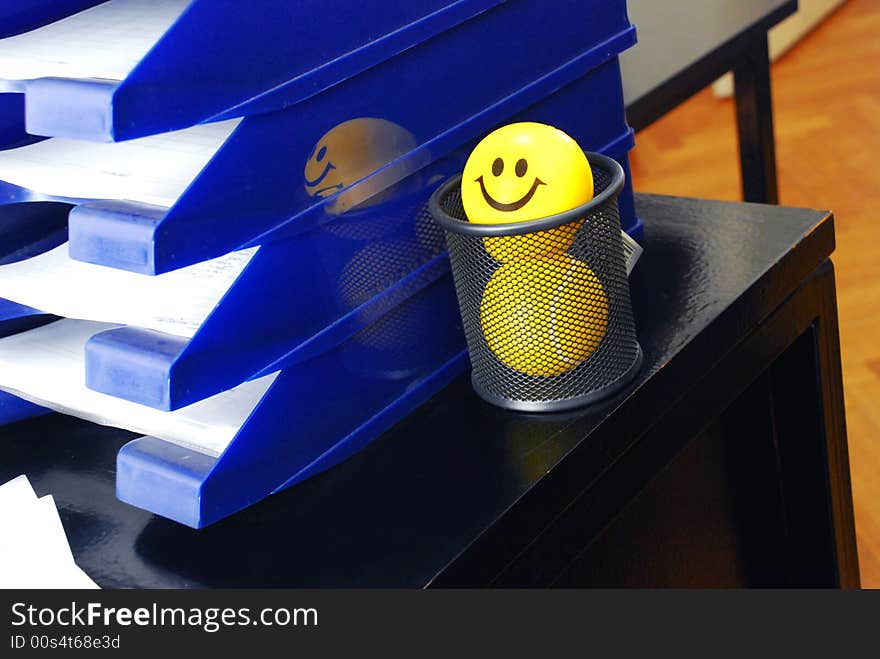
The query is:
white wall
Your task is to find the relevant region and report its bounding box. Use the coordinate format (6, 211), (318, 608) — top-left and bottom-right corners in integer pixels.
(713, 0), (847, 97)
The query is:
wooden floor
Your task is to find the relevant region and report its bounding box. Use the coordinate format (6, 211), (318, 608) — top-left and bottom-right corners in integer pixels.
(630, 0), (880, 587)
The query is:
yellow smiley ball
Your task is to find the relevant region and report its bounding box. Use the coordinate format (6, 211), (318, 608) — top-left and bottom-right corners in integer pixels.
(480, 255), (609, 377)
(462, 122), (594, 261)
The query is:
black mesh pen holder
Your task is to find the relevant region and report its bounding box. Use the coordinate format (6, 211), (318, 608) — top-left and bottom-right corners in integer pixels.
(430, 152), (642, 412)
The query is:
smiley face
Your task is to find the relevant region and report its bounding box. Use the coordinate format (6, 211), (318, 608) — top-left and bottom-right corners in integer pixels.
(476, 156), (546, 212)
(304, 118), (420, 215)
(461, 122), (593, 224)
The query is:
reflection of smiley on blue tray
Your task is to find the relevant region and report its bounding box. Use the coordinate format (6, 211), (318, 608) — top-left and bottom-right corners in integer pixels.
(303, 118), (420, 214)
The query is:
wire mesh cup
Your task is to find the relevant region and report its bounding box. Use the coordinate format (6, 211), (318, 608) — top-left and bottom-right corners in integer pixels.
(430, 152), (642, 412)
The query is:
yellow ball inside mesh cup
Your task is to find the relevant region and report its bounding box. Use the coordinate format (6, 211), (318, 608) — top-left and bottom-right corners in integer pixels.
(461, 122), (594, 262)
(480, 255), (609, 377)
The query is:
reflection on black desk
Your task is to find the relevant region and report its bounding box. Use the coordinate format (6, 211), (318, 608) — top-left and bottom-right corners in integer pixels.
(0, 193), (858, 588)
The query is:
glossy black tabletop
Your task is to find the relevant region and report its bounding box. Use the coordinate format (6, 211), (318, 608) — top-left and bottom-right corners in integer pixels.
(0, 194), (834, 588)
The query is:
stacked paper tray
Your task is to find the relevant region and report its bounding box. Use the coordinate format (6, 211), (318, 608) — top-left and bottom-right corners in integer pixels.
(0, 0), (641, 412)
(0, 0), (627, 142)
(0, 0), (640, 527)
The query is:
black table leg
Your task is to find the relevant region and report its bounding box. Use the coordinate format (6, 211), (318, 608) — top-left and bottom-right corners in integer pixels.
(733, 34), (780, 204)
(767, 262), (860, 587)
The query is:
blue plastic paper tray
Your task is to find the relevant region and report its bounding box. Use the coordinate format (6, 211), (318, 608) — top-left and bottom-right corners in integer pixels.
(1, 0), (632, 141)
(67, 29), (638, 274)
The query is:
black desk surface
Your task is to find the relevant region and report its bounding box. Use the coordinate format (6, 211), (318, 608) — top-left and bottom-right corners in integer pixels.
(622, 0), (797, 129)
(0, 194), (834, 588)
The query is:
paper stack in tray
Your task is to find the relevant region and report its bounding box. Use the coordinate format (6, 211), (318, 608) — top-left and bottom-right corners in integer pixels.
(0, 0), (189, 92)
(0, 97), (269, 459)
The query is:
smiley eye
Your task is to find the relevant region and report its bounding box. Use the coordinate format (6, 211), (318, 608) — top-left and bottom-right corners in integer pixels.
(515, 158), (528, 177)
(492, 158), (504, 176)
(316, 146), (327, 162)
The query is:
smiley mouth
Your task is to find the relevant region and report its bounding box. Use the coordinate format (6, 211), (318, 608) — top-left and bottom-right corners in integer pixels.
(312, 182), (344, 198)
(305, 161), (337, 187)
(475, 175), (546, 212)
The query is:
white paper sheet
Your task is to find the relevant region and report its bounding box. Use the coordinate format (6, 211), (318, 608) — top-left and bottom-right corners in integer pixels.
(0, 320), (276, 457)
(0, 118), (239, 205)
(0, 243), (256, 338)
(0, 475), (98, 589)
(0, 473), (36, 503)
(0, 0), (189, 85)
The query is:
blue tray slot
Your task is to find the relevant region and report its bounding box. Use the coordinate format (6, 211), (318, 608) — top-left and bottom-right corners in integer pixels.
(0, 392), (51, 425)
(0, 197), (70, 333)
(117, 276), (468, 528)
(68, 26), (637, 275)
(0, 298), (54, 335)
(0, 298), (57, 425)
(18, 0), (632, 142)
(0, 94), (45, 150)
(0, 199), (70, 264)
(0, 1), (104, 38)
(0, 197), (78, 424)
